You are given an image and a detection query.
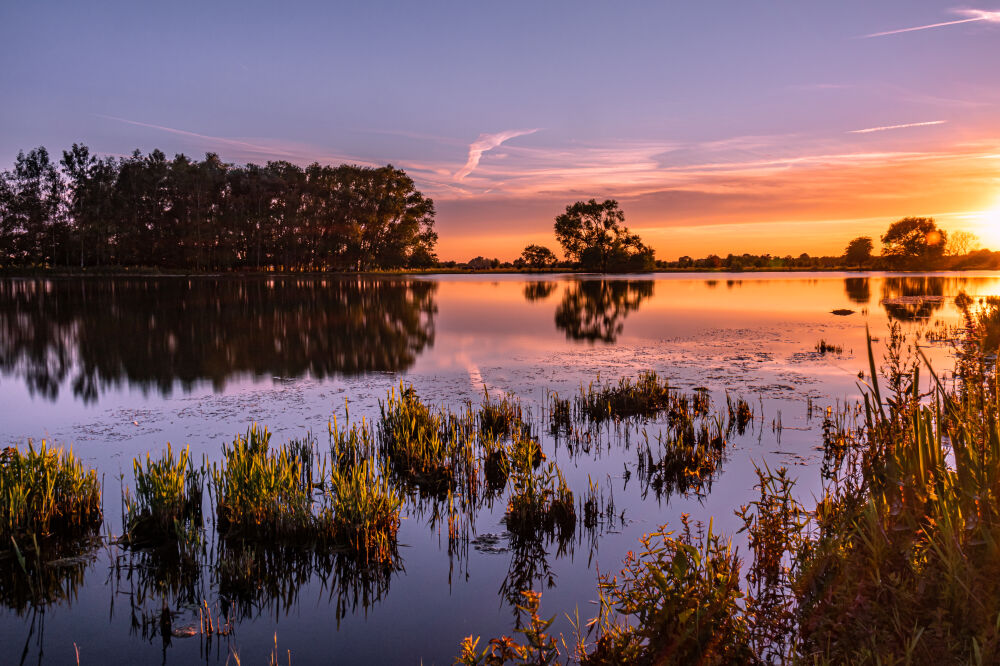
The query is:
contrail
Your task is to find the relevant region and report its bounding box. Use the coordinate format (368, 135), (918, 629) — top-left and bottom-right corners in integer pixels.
(849, 120), (946, 134)
(455, 128), (538, 180)
(865, 9), (1000, 38)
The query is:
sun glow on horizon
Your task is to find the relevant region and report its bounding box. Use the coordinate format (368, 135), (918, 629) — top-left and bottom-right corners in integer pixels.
(973, 199), (1000, 251)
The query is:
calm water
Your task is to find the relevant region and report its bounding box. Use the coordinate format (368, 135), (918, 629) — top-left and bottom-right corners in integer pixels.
(1, 272), (997, 664)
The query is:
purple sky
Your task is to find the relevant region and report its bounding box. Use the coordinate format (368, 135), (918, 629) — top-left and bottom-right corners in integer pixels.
(3, 1), (999, 258)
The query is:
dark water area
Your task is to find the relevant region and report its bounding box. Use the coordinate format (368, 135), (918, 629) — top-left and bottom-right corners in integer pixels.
(1, 272), (998, 664)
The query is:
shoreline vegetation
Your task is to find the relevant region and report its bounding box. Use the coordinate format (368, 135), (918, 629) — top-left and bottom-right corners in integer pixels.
(2, 145), (995, 276)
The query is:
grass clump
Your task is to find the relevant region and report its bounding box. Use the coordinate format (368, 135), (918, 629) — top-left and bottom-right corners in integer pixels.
(378, 384), (469, 493)
(124, 444), (204, 546)
(479, 390), (532, 440)
(1, 441), (102, 544)
(577, 371), (673, 422)
(814, 339), (843, 355)
(326, 458), (401, 563)
(211, 425), (318, 542)
(504, 442), (574, 541)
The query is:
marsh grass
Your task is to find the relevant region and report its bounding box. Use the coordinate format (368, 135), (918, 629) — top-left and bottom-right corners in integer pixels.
(326, 458), (401, 563)
(479, 390), (533, 440)
(504, 442), (575, 542)
(124, 444), (205, 547)
(212, 425), (319, 542)
(726, 393), (754, 435)
(636, 417), (728, 499)
(1, 441), (102, 544)
(377, 384), (473, 495)
(814, 339), (843, 355)
(577, 371), (673, 422)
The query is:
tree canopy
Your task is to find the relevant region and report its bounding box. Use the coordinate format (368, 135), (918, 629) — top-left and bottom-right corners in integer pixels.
(553, 199), (654, 272)
(0, 144), (437, 270)
(843, 236), (873, 267)
(520, 244), (557, 269)
(880, 217), (947, 267)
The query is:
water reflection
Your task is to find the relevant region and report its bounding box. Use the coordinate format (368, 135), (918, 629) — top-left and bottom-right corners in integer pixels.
(880, 276), (951, 322)
(523, 282), (557, 302)
(0, 277), (437, 402)
(553, 280), (654, 343)
(844, 277), (871, 304)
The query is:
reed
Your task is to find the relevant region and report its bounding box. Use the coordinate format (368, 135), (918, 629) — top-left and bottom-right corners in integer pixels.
(1, 441), (102, 544)
(478, 390), (531, 440)
(325, 458), (401, 563)
(124, 444), (204, 546)
(377, 384), (471, 494)
(577, 371), (674, 421)
(504, 442), (574, 541)
(211, 425), (319, 542)
(814, 339), (843, 355)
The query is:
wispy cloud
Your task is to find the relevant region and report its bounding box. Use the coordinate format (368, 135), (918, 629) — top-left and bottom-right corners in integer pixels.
(455, 129), (539, 180)
(865, 9), (1000, 38)
(96, 114), (373, 166)
(849, 120), (947, 134)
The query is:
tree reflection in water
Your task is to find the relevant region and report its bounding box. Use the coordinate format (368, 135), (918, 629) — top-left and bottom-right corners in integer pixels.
(844, 277), (871, 305)
(879, 276), (953, 322)
(0, 277), (437, 403)
(523, 281), (557, 302)
(553, 279), (654, 343)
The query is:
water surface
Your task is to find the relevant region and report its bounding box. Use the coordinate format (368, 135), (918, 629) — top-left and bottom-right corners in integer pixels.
(1, 272), (997, 664)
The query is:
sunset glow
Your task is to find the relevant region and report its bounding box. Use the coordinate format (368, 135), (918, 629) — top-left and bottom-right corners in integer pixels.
(2, 2), (1000, 260)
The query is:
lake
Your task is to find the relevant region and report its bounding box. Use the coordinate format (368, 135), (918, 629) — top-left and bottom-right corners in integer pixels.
(1, 271), (997, 664)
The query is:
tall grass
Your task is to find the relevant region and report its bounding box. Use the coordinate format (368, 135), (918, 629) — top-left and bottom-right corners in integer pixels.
(1, 441), (102, 544)
(211, 425), (318, 541)
(124, 444), (204, 546)
(325, 458), (401, 563)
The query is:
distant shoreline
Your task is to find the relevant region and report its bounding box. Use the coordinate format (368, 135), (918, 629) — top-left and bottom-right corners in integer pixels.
(1, 265), (998, 278)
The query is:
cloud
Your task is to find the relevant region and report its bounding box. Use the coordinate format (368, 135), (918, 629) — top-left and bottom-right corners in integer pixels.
(454, 129), (539, 180)
(849, 120), (947, 134)
(865, 9), (1000, 38)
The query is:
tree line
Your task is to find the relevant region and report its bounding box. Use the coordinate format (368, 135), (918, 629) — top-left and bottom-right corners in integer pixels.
(0, 145), (438, 270)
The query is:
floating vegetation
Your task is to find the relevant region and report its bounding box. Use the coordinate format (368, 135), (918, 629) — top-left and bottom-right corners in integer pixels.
(1, 441), (103, 544)
(814, 339), (843, 355)
(830, 308), (855, 316)
(123, 444), (204, 547)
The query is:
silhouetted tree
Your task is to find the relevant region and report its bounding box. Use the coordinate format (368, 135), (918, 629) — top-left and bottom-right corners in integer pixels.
(554, 199), (655, 272)
(843, 236), (873, 268)
(0, 144), (437, 271)
(520, 244), (557, 269)
(881, 218), (947, 268)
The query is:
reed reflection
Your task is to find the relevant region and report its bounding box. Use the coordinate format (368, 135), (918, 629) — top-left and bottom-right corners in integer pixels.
(553, 279), (654, 343)
(0, 277), (437, 402)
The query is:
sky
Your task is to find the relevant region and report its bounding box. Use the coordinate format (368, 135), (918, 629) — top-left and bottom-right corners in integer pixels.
(2, 1), (1000, 261)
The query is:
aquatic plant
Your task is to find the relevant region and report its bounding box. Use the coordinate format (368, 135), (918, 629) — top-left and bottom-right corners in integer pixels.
(329, 414), (374, 471)
(212, 425), (318, 542)
(725, 393), (754, 435)
(457, 591), (560, 665)
(325, 458), (401, 563)
(814, 339), (843, 355)
(479, 390), (532, 440)
(504, 445), (574, 542)
(124, 444), (204, 546)
(577, 371), (674, 422)
(0, 441), (102, 544)
(377, 384), (469, 493)
(636, 419), (728, 499)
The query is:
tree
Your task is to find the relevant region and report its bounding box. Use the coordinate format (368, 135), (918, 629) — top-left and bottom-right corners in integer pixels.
(843, 236), (873, 268)
(881, 217), (947, 267)
(520, 244), (557, 269)
(554, 199), (655, 272)
(946, 230), (981, 256)
(467, 256), (492, 270)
